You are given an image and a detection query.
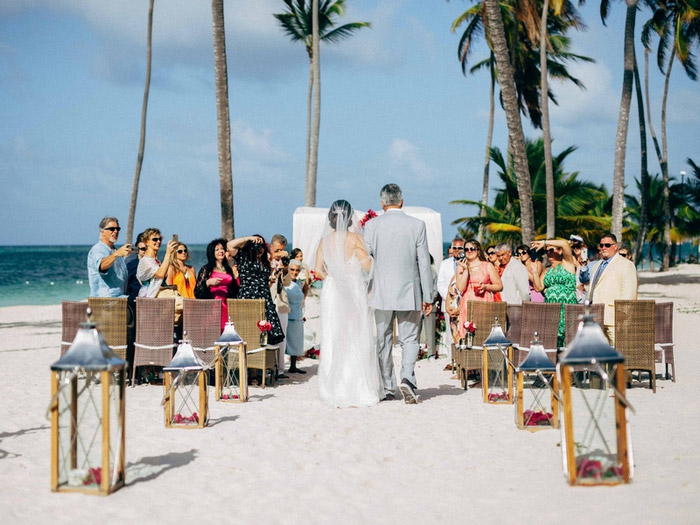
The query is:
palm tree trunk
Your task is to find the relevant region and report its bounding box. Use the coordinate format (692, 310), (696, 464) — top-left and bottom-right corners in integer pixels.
(611, 0), (638, 240)
(660, 48), (674, 271)
(126, 0), (154, 245)
(478, 54), (496, 244)
(540, 0), (555, 239)
(632, 50), (648, 265)
(483, 0), (535, 243)
(306, 58), (313, 186)
(306, 0), (321, 207)
(212, 0), (234, 238)
(645, 49), (663, 171)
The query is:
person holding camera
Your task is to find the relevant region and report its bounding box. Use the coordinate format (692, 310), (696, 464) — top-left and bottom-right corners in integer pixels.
(268, 234), (292, 377)
(516, 244), (545, 302)
(569, 235), (591, 303)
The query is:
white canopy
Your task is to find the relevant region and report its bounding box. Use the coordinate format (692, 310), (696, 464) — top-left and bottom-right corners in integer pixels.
(292, 206), (443, 268)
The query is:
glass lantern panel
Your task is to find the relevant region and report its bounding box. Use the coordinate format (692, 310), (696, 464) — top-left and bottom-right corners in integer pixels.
(568, 364), (624, 484)
(168, 371), (206, 426)
(220, 347), (243, 401)
(485, 348), (510, 402)
(520, 371), (556, 427)
(55, 370), (123, 490)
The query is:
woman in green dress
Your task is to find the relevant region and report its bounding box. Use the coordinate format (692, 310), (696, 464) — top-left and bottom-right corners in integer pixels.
(531, 239), (578, 348)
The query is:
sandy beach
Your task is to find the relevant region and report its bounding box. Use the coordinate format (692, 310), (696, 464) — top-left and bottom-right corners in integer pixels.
(1, 265), (699, 524)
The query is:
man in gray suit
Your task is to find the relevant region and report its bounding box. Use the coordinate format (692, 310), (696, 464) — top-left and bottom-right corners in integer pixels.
(364, 184), (434, 404)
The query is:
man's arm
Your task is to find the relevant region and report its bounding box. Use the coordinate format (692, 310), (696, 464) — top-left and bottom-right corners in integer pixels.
(415, 222), (433, 306)
(619, 261), (638, 300)
(516, 263), (530, 302)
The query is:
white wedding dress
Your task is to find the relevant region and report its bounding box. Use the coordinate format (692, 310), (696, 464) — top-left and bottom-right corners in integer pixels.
(316, 230), (384, 408)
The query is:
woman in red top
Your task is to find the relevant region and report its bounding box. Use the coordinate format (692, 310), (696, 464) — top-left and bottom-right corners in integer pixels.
(194, 238), (239, 330)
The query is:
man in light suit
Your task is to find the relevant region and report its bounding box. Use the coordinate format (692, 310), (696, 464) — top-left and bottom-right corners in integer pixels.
(495, 243), (530, 304)
(364, 184), (434, 404)
(587, 233), (638, 344)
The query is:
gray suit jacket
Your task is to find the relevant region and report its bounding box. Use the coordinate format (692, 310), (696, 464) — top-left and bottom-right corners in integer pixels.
(364, 209), (433, 311)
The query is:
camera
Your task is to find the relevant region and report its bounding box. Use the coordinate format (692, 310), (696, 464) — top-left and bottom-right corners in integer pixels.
(569, 234), (583, 245)
(455, 250), (466, 262)
(280, 256), (290, 266)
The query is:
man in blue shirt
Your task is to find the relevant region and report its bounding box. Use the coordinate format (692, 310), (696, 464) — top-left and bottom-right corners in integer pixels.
(87, 216), (131, 297)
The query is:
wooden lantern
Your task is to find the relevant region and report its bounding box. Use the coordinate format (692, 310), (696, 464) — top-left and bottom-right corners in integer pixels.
(214, 319), (248, 403)
(557, 308), (634, 485)
(48, 310), (126, 495)
(162, 337), (208, 429)
(515, 331), (559, 430)
(482, 317), (514, 404)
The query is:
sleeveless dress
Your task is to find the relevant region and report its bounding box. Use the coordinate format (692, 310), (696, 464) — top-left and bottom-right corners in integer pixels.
(210, 271), (233, 330)
(172, 268), (196, 299)
(457, 260), (494, 338)
(237, 258), (285, 345)
(317, 236), (384, 408)
(543, 264), (578, 347)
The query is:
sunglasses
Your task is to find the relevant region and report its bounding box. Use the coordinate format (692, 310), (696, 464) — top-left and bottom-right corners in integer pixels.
(103, 226), (121, 232)
(619, 252), (629, 258)
(486, 251), (495, 256)
(464, 247), (478, 252)
(151, 237), (162, 243)
(517, 250), (528, 256)
(599, 242), (616, 248)
(450, 246), (463, 250)
(138, 246), (147, 252)
(177, 249), (187, 254)
(546, 247), (557, 253)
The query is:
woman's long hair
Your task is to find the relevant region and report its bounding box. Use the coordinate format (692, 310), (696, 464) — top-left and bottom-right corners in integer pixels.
(204, 238), (232, 275)
(237, 234), (271, 269)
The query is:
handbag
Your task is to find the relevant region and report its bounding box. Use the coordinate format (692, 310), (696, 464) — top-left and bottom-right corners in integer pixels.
(156, 286), (184, 324)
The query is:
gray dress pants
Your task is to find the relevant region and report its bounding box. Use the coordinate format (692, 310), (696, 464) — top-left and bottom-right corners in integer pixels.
(374, 309), (422, 393)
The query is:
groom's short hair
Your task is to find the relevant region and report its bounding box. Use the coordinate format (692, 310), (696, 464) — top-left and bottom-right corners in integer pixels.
(380, 184), (402, 206)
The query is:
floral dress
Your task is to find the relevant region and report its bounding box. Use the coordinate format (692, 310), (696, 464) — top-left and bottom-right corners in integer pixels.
(237, 258), (284, 345)
(543, 264), (578, 348)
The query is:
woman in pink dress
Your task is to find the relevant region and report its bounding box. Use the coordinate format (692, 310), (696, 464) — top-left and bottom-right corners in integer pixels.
(454, 239), (503, 338)
(194, 238), (239, 330)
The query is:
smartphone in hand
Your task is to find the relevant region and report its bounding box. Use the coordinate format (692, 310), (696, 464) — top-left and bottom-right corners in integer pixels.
(172, 234), (178, 243)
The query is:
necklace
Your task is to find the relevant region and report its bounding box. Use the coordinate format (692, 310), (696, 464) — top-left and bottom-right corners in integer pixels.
(215, 263), (226, 272)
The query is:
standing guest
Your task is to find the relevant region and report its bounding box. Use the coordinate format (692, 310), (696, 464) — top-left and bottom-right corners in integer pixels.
(167, 242), (196, 299)
(486, 245), (500, 273)
(517, 244), (545, 302)
(136, 228), (177, 298)
(587, 233), (638, 344)
(268, 234), (292, 378)
(437, 237), (464, 356)
(290, 248), (310, 297)
(531, 239), (578, 347)
(87, 216), (131, 297)
(126, 232), (147, 301)
(227, 235), (285, 346)
(284, 260), (306, 374)
(495, 243), (530, 304)
(570, 235), (591, 303)
(194, 238), (239, 330)
(455, 239), (503, 338)
(617, 244), (633, 261)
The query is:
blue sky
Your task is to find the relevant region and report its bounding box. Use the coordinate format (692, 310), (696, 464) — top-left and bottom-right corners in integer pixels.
(0, 0), (698, 246)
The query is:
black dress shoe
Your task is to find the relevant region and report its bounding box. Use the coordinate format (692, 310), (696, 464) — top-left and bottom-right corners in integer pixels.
(277, 373), (289, 380)
(288, 367), (307, 374)
(398, 378), (418, 404)
(382, 392), (395, 401)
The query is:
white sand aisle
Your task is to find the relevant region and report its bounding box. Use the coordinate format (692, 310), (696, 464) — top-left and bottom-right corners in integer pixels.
(1, 268), (699, 524)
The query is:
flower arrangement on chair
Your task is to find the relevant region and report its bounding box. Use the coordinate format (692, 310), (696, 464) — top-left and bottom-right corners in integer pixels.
(463, 321), (476, 347)
(257, 320), (272, 346)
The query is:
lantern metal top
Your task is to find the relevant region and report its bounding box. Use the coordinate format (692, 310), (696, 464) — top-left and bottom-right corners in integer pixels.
(483, 317), (512, 348)
(215, 318), (243, 346)
(559, 308), (623, 365)
(51, 309), (126, 371)
(164, 336), (204, 371)
(518, 331), (555, 371)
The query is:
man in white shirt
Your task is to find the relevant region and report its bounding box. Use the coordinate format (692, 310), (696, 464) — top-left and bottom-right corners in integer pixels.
(495, 243), (530, 304)
(437, 237), (464, 354)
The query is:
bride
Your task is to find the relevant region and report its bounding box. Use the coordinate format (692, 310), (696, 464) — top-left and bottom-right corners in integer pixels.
(314, 200), (384, 407)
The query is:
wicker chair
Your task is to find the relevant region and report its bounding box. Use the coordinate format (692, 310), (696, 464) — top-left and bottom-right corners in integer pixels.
(132, 298), (176, 386)
(227, 298), (278, 388)
(505, 303), (522, 355)
(615, 299), (656, 392)
(183, 298), (222, 366)
(654, 301), (675, 382)
(563, 303), (605, 347)
(454, 301), (507, 389)
(61, 300), (88, 356)
(517, 302), (560, 364)
(88, 297), (129, 361)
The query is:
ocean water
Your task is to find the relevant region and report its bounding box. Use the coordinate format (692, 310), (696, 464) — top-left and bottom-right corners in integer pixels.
(0, 245), (208, 307)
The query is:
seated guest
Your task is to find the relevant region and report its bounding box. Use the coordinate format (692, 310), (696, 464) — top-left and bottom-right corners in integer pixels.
(87, 216), (131, 297)
(285, 260), (306, 374)
(126, 232), (146, 301)
(136, 228), (177, 297)
(195, 238), (239, 330)
(167, 242), (196, 299)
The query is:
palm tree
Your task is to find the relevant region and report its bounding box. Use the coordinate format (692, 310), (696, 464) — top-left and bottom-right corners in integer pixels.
(642, 0), (700, 269)
(212, 0), (234, 238)
(274, 0), (370, 206)
(126, 0), (154, 244)
(631, 50), (650, 264)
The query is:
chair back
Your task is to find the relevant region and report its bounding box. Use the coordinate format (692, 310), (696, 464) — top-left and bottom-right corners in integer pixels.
(564, 303), (605, 347)
(654, 301), (673, 345)
(132, 298), (176, 384)
(614, 299), (656, 392)
(61, 301), (87, 356)
(88, 297), (128, 360)
(183, 298), (222, 365)
(506, 304), (522, 345)
(465, 301), (507, 347)
(227, 298), (266, 348)
(519, 302), (560, 351)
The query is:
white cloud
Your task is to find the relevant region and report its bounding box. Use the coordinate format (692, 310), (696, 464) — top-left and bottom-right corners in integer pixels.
(388, 138), (435, 183)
